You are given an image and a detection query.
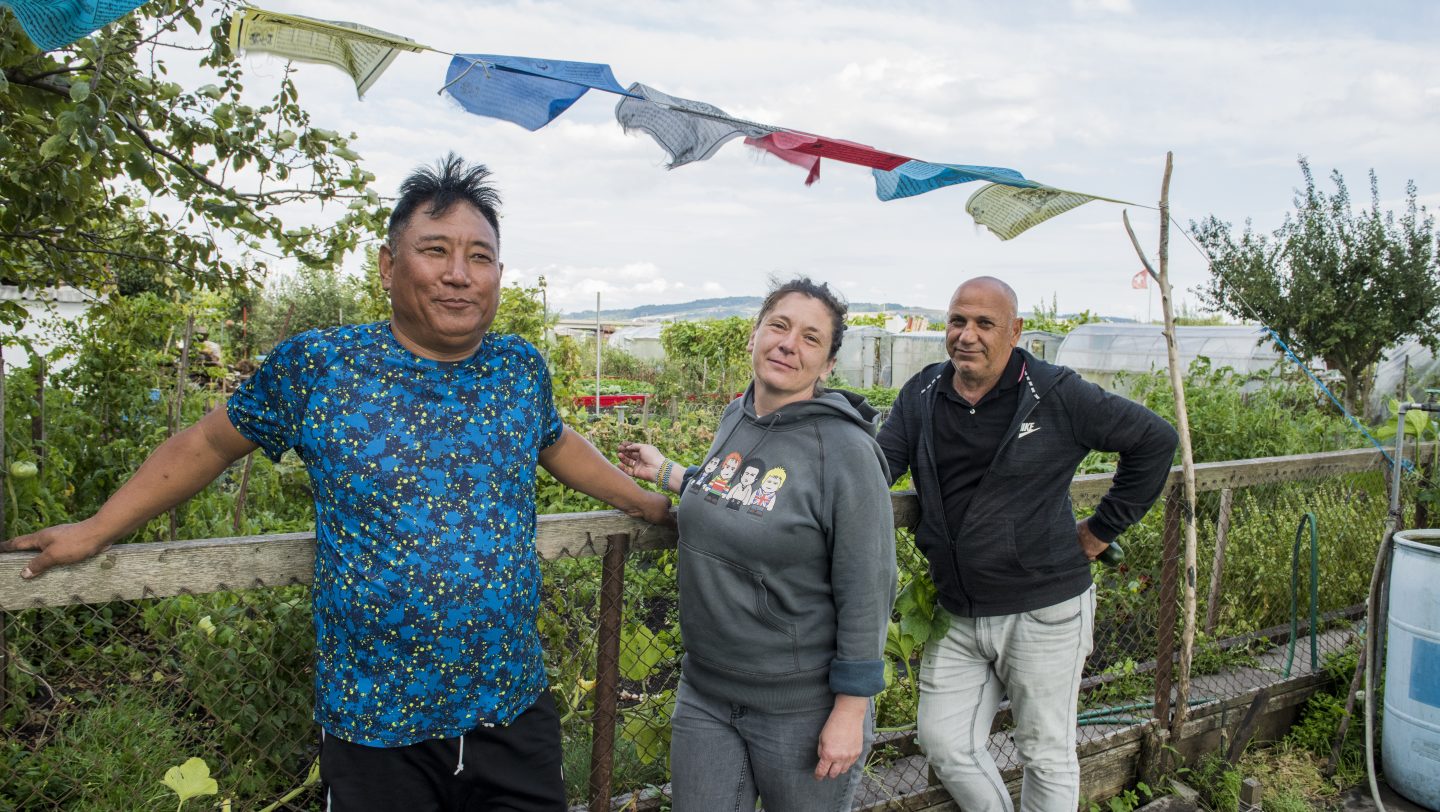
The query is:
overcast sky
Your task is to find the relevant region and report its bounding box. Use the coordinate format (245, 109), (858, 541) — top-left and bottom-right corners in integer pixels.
(228, 0), (1440, 319)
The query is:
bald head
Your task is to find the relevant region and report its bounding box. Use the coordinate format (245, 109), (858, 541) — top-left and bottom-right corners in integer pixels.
(952, 276), (1019, 321)
(944, 275), (1023, 396)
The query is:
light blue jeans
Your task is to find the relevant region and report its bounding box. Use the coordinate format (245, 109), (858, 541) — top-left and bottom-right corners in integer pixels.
(916, 587), (1095, 812)
(668, 679), (874, 812)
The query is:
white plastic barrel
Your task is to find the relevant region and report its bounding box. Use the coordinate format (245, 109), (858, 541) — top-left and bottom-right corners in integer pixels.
(1383, 528), (1440, 810)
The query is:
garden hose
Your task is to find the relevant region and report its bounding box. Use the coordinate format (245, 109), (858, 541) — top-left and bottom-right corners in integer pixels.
(1075, 698), (1211, 727)
(1078, 716), (1149, 726)
(1283, 512), (1320, 678)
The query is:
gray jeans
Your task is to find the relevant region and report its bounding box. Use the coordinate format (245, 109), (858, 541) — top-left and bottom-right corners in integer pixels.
(668, 678), (874, 812)
(916, 587), (1096, 812)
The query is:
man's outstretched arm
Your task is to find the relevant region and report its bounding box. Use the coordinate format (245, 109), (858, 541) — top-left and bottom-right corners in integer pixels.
(1, 408), (259, 578)
(539, 427), (675, 528)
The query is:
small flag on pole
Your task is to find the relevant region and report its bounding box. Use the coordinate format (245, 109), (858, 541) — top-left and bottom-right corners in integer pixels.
(1131, 269), (1149, 289)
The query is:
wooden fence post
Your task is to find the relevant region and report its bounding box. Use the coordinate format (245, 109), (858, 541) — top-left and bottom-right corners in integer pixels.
(589, 532), (630, 812)
(1154, 486), (1182, 727)
(1204, 488), (1235, 635)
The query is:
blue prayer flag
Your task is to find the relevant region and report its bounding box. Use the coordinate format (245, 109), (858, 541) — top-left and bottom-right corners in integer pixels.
(1, 0), (150, 51)
(443, 54), (630, 131)
(872, 160), (1037, 202)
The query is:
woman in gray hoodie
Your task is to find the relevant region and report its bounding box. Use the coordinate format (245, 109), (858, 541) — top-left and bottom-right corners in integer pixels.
(619, 277), (897, 812)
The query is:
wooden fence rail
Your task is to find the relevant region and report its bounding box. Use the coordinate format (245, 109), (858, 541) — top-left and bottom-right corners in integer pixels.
(1, 445), (1423, 612)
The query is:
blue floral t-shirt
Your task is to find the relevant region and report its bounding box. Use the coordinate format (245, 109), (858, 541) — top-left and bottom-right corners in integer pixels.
(227, 322), (564, 747)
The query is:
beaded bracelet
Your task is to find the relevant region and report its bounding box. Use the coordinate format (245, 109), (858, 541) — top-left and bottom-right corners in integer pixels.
(657, 459), (674, 491)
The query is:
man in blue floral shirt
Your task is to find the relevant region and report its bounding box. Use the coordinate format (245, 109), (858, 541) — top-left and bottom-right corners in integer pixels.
(4, 155), (674, 811)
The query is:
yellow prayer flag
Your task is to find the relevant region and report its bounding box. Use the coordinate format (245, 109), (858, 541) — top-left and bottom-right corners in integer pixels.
(964, 184), (1098, 241)
(228, 6), (430, 98)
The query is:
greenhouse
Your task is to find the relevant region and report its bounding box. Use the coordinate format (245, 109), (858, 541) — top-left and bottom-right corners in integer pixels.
(1054, 323), (1284, 391)
(1370, 338), (1440, 415)
(607, 323), (668, 364)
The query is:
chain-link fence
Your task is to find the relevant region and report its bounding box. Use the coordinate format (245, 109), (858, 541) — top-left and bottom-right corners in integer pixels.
(1, 446), (1429, 811)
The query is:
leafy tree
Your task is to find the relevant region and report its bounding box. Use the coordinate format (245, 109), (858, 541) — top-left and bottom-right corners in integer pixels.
(249, 266), (372, 351)
(0, 0), (384, 325)
(492, 279), (549, 345)
(660, 317), (752, 369)
(651, 317), (753, 402)
(1193, 159), (1440, 411)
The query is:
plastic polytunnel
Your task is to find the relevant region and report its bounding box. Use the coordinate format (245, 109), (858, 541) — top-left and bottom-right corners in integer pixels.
(606, 323), (667, 364)
(1054, 324), (1283, 391)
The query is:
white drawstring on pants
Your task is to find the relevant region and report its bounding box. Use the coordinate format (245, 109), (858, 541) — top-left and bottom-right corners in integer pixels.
(454, 734), (466, 775)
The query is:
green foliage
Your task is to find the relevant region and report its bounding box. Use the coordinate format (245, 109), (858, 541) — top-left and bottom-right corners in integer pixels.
(618, 624), (676, 682)
(1119, 358), (1354, 464)
(249, 266), (377, 350)
(660, 317), (751, 366)
(1083, 658), (1155, 709)
(1026, 293), (1103, 335)
(1194, 158), (1440, 411)
(847, 385), (898, 410)
(877, 542), (949, 728)
(493, 281), (549, 345)
(597, 345), (660, 382)
(160, 757), (218, 808)
(1, 684), (199, 811)
(140, 590), (315, 801)
(1082, 780), (1153, 812)
(1372, 399), (1440, 519)
(848, 312), (887, 328)
(1171, 301), (1229, 326)
(1191, 742), (1346, 811)
(1191, 632), (1265, 675)
(575, 378), (655, 396)
(0, 0), (385, 324)
(656, 317), (752, 401)
(1285, 644), (1365, 784)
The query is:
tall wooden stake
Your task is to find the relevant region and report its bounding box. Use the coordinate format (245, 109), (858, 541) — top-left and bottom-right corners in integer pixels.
(1124, 152), (1201, 744)
(1155, 154), (1201, 740)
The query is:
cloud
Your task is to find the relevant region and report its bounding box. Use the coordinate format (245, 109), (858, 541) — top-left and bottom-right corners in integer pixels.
(1071, 0), (1135, 12)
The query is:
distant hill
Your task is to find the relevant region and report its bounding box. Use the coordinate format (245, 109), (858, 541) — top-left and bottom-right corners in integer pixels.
(559, 296), (1135, 326)
(561, 296), (946, 322)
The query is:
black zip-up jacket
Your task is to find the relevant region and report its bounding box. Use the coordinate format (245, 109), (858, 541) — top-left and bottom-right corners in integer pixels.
(877, 349), (1178, 617)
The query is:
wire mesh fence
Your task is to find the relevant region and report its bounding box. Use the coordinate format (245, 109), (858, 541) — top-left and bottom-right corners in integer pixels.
(0, 448), (1426, 811)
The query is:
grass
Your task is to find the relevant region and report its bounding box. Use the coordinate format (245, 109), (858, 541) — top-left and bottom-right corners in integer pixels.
(1, 685), (200, 811)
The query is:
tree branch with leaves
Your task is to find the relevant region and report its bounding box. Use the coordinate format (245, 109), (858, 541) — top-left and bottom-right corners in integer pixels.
(1192, 158), (1440, 412)
(0, 0), (386, 325)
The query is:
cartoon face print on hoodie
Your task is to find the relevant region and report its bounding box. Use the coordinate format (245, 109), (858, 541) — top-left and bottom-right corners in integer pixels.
(746, 466), (787, 517)
(690, 455), (722, 492)
(724, 457), (765, 510)
(704, 452), (744, 503)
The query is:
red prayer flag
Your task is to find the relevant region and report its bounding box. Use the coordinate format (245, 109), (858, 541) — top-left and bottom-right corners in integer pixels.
(746, 134), (822, 185)
(745, 131), (912, 185)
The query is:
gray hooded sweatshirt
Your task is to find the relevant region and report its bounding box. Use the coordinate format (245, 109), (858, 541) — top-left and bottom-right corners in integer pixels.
(677, 387), (898, 713)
